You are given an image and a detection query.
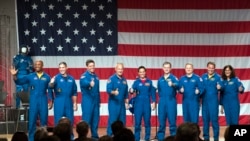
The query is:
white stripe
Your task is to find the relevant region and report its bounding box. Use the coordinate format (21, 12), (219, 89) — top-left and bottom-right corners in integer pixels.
(33, 56), (250, 69)
(75, 80), (250, 93)
(118, 32), (250, 45)
(48, 103), (250, 116)
(118, 9), (250, 22)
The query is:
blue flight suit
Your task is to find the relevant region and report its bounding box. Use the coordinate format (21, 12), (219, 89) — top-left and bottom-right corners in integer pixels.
(50, 74), (77, 125)
(220, 77), (244, 125)
(106, 74), (128, 136)
(179, 74), (203, 123)
(15, 72), (51, 141)
(131, 78), (156, 141)
(13, 54), (33, 108)
(201, 73), (222, 141)
(80, 71), (100, 139)
(157, 74), (179, 141)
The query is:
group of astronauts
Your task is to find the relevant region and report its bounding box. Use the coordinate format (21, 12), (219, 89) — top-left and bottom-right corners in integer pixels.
(10, 45), (245, 141)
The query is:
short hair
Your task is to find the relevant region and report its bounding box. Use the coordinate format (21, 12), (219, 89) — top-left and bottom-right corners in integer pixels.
(138, 66), (146, 72)
(111, 120), (124, 136)
(164, 135), (175, 141)
(34, 127), (48, 141)
(207, 61), (216, 68)
(175, 122), (199, 141)
(185, 63), (193, 68)
(113, 128), (135, 141)
(221, 65), (236, 80)
(53, 123), (71, 141)
(59, 62), (67, 67)
(76, 121), (89, 137)
(35, 60), (44, 66)
(115, 63), (124, 68)
(162, 61), (172, 68)
(99, 135), (113, 141)
(11, 132), (28, 141)
(85, 59), (95, 66)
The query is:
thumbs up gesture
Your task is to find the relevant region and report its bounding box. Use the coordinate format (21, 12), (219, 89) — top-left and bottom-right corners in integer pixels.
(238, 85), (243, 92)
(113, 88), (119, 95)
(168, 80), (173, 87)
(90, 78), (95, 87)
(195, 87), (199, 94)
(216, 82), (221, 90)
(180, 86), (184, 93)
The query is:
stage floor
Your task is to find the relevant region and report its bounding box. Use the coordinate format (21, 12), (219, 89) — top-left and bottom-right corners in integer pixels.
(0, 126), (226, 141)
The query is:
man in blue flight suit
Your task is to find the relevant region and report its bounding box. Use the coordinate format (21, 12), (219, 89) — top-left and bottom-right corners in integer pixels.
(106, 63), (129, 136)
(130, 66), (156, 141)
(179, 63), (203, 123)
(201, 62), (222, 141)
(49, 62), (77, 126)
(10, 60), (52, 141)
(157, 62), (179, 141)
(13, 45), (33, 108)
(80, 59), (100, 139)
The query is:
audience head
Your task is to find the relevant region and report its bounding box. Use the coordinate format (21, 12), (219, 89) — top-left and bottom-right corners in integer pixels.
(11, 131), (28, 141)
(34, 127), (48, 141)
(40, 135), (60, 141)
(53, 123), (71, 141)
(76, 120), (89, 138)
(175, 122), (199, 141)
(164, 136), (175, 141)
(58, 116), (71, 125)
(224, 126), (230, 141)
(111, 120), (124, 136)
(113, 128), (134, 141)
(98, 135), (112, 141)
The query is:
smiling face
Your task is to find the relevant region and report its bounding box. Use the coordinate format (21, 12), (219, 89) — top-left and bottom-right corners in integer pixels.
(185, 64), (193, 75)
(163, 63), (171, 74)
(207, 63), (215, 75)
(34, 61), (43, 73)
(138, 67), (146, 79)
(87, 62), (95, 73)
(59, 63), (67, 75)
(115, 63), (124, 76)
(224, 67), (232, 78)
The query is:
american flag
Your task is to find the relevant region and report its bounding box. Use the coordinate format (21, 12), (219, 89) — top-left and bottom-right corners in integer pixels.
(17, 0), (250, 127)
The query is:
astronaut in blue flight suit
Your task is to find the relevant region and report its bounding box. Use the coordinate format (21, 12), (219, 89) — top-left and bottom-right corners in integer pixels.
(106, 63), (129, 136)
(220, 65), (244, 125)
(201, 62), (222, 141)
(80, 59), (100, 139)
(129, 66), (156, 141)
(10, 60), (52, 141)
(13, 45), (33, 108)
(156, 62), (179, 141)
(49, 62), (78, 126)
(179, 63), (203, 124)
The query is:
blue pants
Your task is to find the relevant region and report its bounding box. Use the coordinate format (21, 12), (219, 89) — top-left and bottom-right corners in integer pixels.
(107, 103), (126, 136)
(157, 100), (177, 140)
(82, 102), (100, 139)
(183, 100), (199, 123)
(15, 74), (29, 108)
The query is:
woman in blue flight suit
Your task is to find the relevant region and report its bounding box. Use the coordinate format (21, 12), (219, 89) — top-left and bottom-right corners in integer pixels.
(220, 65), (244, 125)
(130, 66), (156, 141)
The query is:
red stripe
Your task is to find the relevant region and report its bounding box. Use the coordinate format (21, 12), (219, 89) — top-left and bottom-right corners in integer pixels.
(76, 92), (250, 104)
(44, 68), (250, 80)
(48, 115), (250, 127)
(118, 45), (250, 57)
(118, 21), (250, 33)
(118, 0), (250, 9)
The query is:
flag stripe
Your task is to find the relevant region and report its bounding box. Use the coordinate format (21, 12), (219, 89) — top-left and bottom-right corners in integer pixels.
(118, 9), (250, 22)
(118, 32), (250, 45)
(118, 0), (250, 9)
(34, 56), (250, 69)
(118, 45), (250, 57)
(118, 21), (250, 33)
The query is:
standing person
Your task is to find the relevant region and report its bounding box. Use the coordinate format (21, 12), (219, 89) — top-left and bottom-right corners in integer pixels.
(80, 59), (100, 139)
(49, 62), (78, 125)
(129, 66), (156, 141)
(10, 60), (52, 141)
(220, 65), (244, 125)
(157, 62), (179, 141)
(106, 63), (129, 136)
(12, 45), (33, 108)
(201, 62), (221, 141)
(179, 63), (203, 123)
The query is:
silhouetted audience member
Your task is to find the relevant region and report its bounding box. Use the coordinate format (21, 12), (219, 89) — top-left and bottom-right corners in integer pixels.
(195, 124), (204, 141)
(0, 138), (8, 141)
(175, 122), (199, 141)
(53, 123), (71, 141)
(98, 135), (112, 141)
(11, 131), (28, 141)
(111, 120), (124, 136)
(58, 116), (71, 125)
(40, 135), (60, 141)
(34, 127), (48, 141)
(164, 136), (175, 141)
(224, 126), (230, 141)
(113, 128), (135, 141)
(74, 121), (92, 141)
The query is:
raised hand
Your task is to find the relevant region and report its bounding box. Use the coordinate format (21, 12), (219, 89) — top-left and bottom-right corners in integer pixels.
(9, 66), (18, 76)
